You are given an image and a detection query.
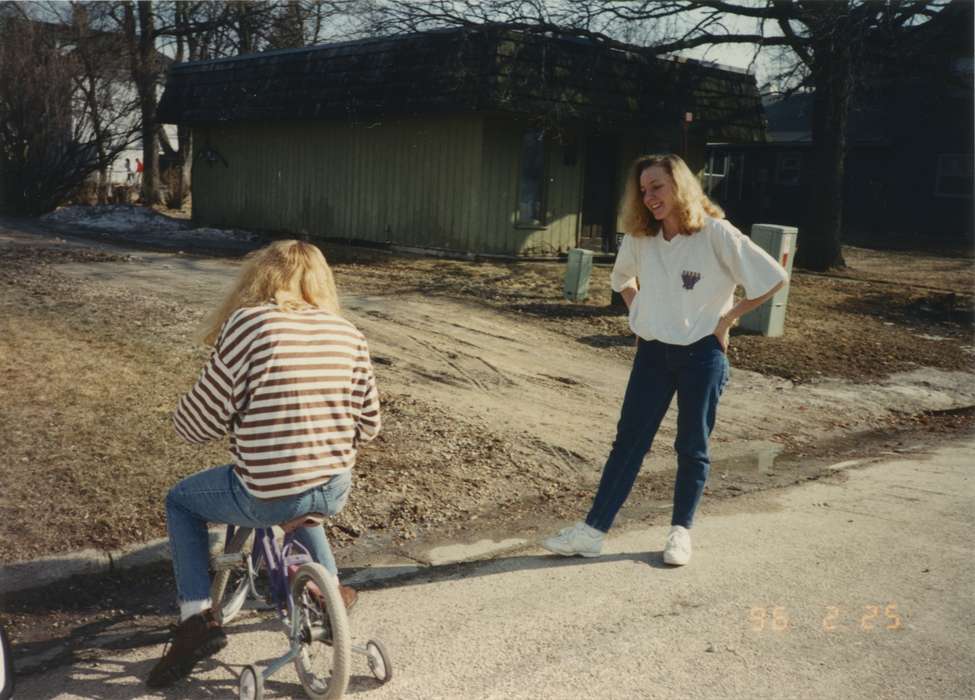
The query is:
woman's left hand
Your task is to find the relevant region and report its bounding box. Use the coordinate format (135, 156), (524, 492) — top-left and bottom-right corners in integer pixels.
(712, 316), (733, 352)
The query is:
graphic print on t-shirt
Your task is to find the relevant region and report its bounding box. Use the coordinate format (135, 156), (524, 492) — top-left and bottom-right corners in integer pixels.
(681, 270), (702, 290)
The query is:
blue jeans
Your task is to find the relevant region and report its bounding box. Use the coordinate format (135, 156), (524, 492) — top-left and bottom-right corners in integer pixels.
(165, 465), (351, 603)
(586, 335), (729, 532)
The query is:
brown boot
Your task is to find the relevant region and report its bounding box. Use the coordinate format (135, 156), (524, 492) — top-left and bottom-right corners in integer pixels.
(146, 609), (227, 689)
(339, 584), (358, 611)
(306, 582), (358, 611)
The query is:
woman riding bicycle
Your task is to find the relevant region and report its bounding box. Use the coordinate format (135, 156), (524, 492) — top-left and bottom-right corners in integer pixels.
(148, 240), (381, 689)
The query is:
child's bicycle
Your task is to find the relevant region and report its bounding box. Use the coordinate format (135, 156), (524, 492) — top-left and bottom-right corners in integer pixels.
(210, 513), (392, 700)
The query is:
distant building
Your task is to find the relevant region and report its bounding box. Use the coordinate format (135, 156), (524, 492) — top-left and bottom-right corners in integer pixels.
(706, 0), (974, 245)
(0, 9), (176, 211)
(159, 26), (764, 257)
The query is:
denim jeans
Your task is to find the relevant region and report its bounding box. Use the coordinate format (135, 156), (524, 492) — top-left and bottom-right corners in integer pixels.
(165, 465), (351, 603)
(586, 335), (729, 532)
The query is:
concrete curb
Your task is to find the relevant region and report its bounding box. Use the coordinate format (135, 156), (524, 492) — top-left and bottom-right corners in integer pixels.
(0, 529), (531, 597)
(0, 531), (220, 597)
(0, 455), (911, 597)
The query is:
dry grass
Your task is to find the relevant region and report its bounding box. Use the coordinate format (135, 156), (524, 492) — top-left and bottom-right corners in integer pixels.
(0, 239), (972, 564)
(0, 248), (222, 561)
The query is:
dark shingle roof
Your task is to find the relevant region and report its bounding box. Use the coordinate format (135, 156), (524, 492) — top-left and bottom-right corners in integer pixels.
(158, 25), (764, 141)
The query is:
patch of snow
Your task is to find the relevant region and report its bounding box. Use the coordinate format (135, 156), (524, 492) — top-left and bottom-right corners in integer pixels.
(189, 227), (260, 242)
(44, 204), (185, 232)
(42, 205), (259, 246)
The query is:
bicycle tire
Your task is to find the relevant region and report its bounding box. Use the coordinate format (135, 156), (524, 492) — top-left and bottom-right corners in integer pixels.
(211, 527), (256, 625)
(0, 626), (13, 700)
(291, 563), (351, 700)
(366, 639), (393, 683)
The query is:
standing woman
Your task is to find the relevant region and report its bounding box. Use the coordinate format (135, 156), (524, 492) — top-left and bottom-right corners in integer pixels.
(542, 154), (787, 565)
(148, 240), (381, 688)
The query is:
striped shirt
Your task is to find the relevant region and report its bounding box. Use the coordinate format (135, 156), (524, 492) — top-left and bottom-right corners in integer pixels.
(173, 304), (381, 499)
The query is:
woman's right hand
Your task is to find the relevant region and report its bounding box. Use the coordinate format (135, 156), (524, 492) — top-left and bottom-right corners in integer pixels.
(712, 316), (733, 352)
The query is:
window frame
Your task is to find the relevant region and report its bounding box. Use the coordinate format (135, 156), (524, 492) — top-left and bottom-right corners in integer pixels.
(515, 128), (548, 228)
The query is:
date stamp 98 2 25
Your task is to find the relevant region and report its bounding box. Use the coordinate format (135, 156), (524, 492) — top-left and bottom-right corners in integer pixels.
(749, 604), (903, 633)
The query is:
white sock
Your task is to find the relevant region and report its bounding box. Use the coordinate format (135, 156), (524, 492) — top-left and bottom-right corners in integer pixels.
(179, 598), (212, 622)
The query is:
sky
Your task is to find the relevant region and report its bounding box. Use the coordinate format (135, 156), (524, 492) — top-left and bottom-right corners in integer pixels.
(672, 12), (782, 85)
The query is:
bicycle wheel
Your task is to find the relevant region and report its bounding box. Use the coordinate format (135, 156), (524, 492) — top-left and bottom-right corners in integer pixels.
(0, 626), (14, 700)
(366, 639), (393, 683)
(238, 664), (264, 700)
(211, 527), (257, 625)
(291, 563), (351, 700)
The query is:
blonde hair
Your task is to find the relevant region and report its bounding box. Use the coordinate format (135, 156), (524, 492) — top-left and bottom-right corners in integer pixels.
(619, 154), (724, 237)
(202, 240), (341, 346)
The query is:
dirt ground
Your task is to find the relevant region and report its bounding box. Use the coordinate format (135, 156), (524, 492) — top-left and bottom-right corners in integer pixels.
(327, 244), (975, 384)
(0, 225), (972, 564)
(0, 221), (973, 660)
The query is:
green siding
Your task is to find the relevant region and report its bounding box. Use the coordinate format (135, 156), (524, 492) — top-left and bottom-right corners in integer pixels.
(193, 115), (484, 252)
(479, 119), (583, 255)
(192, 114), (601, 256)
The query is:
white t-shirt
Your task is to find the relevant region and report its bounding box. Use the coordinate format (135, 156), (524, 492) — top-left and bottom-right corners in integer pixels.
(611, 217), (789, 346)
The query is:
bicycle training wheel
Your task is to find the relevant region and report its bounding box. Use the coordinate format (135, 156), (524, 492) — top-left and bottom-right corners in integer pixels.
(366, 639), (393, 684)
(211, 527), (258, 625)
(238, 664), (264, 700)
(291, 563), (351, 700)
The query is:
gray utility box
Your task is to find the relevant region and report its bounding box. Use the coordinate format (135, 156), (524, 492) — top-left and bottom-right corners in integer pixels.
(564, 248), (594, 301)
(739, 224), (798, 337)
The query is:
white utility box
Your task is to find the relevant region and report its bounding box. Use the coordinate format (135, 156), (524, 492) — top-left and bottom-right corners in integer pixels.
(739, 224), (798, 337)
(564, 248), (594, 302)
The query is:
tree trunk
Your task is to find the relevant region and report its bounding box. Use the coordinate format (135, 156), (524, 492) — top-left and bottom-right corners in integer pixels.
(799, 26), (851, 270)
(177, 124), (193, 205)
(173, 4), (194, 209)
(97, 166), (109, 204)
(135, 1), (160, 205)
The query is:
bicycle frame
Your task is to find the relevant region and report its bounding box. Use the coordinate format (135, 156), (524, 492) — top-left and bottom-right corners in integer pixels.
(223, 525), (315, 614)
(218, 522), (393, 698)
(221, 525), (324, 678)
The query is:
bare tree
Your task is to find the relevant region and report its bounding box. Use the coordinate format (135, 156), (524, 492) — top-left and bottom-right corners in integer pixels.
(1, 0), (371, 213)
(362, 0), (951, 271)
(567, 0), (951, 270)
(0, 2), (139, 213)
(115, 0), (164, 205)
(61, 1), (141, 203)
(161, 0), (206, 208)
(209, 0), (365, 54)
(109, 0), (366, 209)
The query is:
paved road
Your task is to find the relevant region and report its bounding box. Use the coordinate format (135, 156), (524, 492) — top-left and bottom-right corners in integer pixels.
(15, 437), (974, 699)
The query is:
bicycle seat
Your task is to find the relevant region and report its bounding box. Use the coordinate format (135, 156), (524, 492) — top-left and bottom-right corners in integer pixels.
(279, 513), (326, 534)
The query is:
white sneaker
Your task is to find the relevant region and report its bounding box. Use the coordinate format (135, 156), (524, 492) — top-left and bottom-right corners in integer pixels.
(663, 525), (692, 566)
(541, 522), (604, 557)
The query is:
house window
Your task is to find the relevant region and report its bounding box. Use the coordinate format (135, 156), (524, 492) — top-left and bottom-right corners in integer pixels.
(517, 129), (546, 226)
(935, 154), (973, 198)
(710, 152), (745, 202)
(704, 152), (727, 194)
(776, 152), (802, 187)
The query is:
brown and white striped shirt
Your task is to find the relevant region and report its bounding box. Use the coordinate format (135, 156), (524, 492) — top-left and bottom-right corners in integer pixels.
(173, 304), (381, 499)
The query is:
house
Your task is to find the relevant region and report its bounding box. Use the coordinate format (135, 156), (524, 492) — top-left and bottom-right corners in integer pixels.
(0, 7), (176, 212)
(157, 25), (764, 257)
(705, 0), (974, 245)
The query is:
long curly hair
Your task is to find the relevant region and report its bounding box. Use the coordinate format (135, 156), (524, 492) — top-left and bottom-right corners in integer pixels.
(619, 154), (724, 237)
(202, 240), (340, 346)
